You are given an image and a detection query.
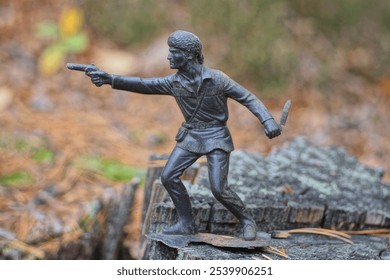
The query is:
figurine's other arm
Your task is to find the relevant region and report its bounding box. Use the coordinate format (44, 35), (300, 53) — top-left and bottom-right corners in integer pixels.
(223, 74), (281, 139)
(85, 67), (172, 95)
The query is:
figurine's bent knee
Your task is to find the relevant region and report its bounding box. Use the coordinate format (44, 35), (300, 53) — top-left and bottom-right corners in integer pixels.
(160, 171), (171, 187)
(160, 171), (180, 188)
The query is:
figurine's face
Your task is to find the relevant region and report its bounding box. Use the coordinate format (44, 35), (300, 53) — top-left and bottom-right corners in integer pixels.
(167, 47), (190, 69)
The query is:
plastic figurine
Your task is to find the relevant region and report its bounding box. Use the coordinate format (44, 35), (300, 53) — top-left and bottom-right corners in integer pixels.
(68, 30), (288, 241)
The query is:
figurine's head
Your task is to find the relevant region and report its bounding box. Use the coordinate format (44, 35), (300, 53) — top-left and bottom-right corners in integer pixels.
(167, 30), (204, 67)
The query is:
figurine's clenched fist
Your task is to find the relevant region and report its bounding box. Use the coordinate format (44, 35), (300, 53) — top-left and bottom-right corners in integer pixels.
(263, 118), (281, 139)
(85, 67), (113, 87)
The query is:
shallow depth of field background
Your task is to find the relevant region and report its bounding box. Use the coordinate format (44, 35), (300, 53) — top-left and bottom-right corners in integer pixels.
(0, 0), (389, 252)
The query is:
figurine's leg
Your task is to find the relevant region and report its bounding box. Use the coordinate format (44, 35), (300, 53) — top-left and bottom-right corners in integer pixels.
(207, 149), (257, 240)
(160, 146), (200, 235)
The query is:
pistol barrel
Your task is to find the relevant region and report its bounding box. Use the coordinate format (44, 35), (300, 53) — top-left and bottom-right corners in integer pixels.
(66, 63), (93, 72)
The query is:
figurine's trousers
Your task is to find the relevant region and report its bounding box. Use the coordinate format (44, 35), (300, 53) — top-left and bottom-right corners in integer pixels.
(161, 146), (254, 226)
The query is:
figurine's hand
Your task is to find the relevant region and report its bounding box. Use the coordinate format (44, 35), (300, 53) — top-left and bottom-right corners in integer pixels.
(263, 118), (281, 139)
(85, 67), (113, 87)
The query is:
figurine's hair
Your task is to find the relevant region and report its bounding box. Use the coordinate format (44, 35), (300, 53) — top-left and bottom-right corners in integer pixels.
(168, 30), (204, 64)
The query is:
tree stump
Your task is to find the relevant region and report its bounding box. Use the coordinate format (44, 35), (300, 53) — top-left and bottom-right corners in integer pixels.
(142, 137), (390, 260)
(101, 179), (140, 259)
(0, 179), (140, 260)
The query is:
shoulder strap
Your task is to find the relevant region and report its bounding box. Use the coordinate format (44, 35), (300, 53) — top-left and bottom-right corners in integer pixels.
(187, 66), (205, 124)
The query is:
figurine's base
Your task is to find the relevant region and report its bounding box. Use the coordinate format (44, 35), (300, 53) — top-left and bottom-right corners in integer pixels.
(147, 232), (269, 249)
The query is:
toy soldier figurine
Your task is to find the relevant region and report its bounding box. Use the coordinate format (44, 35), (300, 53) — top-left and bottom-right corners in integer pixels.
(68, 30), (283, 241)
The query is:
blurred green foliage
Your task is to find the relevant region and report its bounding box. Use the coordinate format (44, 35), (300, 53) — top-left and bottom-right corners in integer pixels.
(84, 0), (167, 46)
(75, 155), (146, 182)
(0, 134), (55, 164)
(0, 171), (33, 188)
(290, 0), (390, 78)
(0, 134), (54, 188)
(290, 0), (390, 37)
(185, 0), (296, 95)
(35, 7), (89, 75)
(82, 0), (389, 95)
(32, 148), (55, 163)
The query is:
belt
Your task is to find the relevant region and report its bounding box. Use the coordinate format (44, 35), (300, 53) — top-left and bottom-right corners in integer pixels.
(182, 121), (226, 129)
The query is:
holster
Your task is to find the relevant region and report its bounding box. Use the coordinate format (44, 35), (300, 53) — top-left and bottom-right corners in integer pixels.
(175, 122), (193, 142)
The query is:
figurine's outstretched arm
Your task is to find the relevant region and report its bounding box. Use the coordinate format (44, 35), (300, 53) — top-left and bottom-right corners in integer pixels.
(67, 63), (172, 95)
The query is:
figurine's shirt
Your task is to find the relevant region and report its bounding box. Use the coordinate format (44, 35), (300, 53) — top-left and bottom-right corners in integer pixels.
(111, 67), (272, 154)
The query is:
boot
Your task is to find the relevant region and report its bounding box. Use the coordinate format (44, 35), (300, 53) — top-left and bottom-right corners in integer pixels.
(215, 191), (257, 240)
(242, 220), (257, 241)
(162, 183), (197, 235)
(163, 220), (196, 235)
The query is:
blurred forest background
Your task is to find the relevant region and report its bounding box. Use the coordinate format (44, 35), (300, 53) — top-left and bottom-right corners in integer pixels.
(0, 0), (389, 258)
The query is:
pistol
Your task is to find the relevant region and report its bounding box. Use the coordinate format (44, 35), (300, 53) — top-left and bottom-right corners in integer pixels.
(66, 63), (97, 73)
